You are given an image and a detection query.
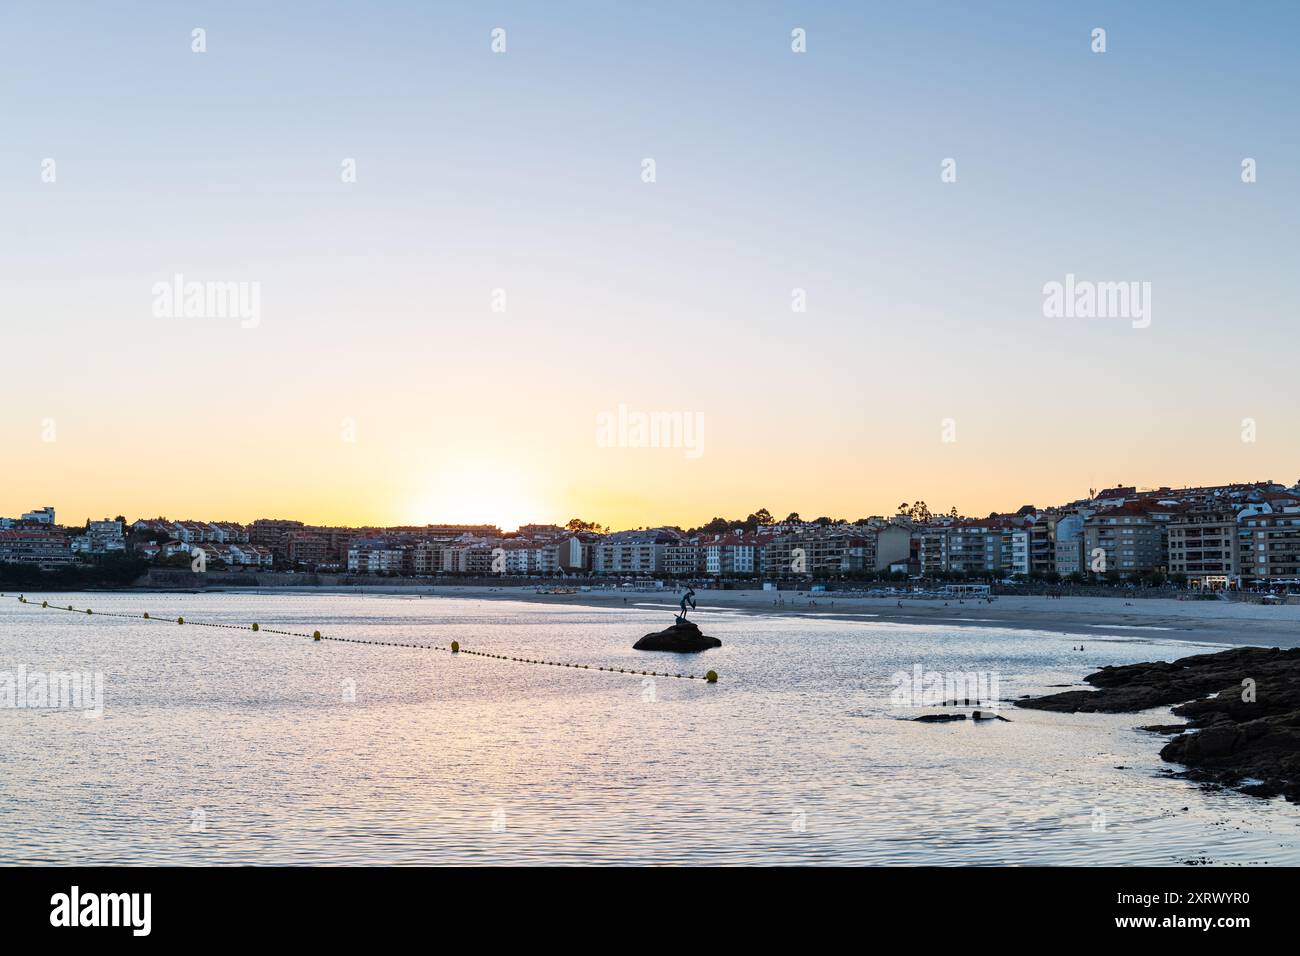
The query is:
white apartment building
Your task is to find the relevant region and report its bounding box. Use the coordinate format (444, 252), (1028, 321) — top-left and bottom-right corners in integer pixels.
(594, 531), (669, 575)
(21, 506), (56, 524)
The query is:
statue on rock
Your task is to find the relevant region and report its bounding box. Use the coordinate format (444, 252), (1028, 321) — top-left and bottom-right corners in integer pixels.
(635, 585), (720, 652)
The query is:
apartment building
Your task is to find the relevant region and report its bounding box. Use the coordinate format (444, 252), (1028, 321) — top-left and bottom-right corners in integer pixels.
(761, 530), (851, 576)
(1082, 504), (1167, 576)
(830, 525), (906, 574)
(411, 542), (443, 575)
(1028, 513), (1058, 575)
(916, 520), (1029, 577)
(702, 533), (763, 577)
(461, 545), (496, 575)
(1053, 514), (1086, 576)
(1240, 507), (1300, 581)
(71, 519), (126, 556)
(20, 506), (56, 524)
(249, 519), (307, 557)
(1007, 527), (1031, 576)
(1166, 509), (1239, 586)
(530, 543), (559, 575)
(918, 525), (949, 575)
(286, 534), (330, 567)
(946, 524), (998, 575)
(557, 536), (593, 573)
(209, 522), (250, 544)
(662, 541), (702, 577)
(191, 543), (273, 568)
(593, 530), (670, 575)
(0, 529), (74, 566)
(501, 542), (532, 574)
(346, 540), (408, 573)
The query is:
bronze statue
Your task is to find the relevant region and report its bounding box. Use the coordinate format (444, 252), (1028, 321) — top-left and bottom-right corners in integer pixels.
(677, 587), (696, 623)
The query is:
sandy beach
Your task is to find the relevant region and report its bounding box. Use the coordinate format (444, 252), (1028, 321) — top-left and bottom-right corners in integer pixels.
(254, 584), (1300, 650)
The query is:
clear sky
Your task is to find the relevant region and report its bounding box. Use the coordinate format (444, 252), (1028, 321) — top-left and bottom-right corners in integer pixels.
(3, 2), (1297, 529)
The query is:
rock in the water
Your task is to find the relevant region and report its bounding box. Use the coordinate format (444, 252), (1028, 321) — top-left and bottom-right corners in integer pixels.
(633, 620), (721, 653)
(913, 711), (1009, 723)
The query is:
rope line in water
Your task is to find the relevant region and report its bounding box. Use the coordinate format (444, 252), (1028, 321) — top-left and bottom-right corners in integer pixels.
(7, 594), (719, 683)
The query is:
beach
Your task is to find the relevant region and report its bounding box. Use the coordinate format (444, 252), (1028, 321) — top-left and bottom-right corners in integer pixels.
(255, 585), (1300, 650)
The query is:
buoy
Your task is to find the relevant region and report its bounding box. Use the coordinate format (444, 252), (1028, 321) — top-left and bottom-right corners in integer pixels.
(86, 609), (93, 615)
(313, 630), (321, 641)
(706, 671), (718, 684)
(41, 601), (48, 608)
(451, 641), (460, 653)
(143, 612), (149, 619)
(252, 623), (259, 632)
(177, 617), (184, 625)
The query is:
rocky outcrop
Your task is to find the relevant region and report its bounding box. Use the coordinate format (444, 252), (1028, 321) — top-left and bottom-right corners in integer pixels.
(633, 620), (721, 653)
(913, 711), (1010, 723)
(1017, 646), (1300, 801)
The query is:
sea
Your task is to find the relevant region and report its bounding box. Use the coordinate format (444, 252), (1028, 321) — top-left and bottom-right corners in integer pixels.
(2, 590), (1297, 865)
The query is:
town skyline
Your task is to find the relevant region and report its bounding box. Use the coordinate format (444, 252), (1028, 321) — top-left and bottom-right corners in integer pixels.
(8, 476), (1298, 585)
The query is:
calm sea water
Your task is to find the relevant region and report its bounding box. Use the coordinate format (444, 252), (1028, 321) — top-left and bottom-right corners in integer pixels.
(2, 590), (1297, 865)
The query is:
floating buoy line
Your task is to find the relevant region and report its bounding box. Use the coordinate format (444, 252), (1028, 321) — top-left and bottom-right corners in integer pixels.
(7, 593), (719, 683)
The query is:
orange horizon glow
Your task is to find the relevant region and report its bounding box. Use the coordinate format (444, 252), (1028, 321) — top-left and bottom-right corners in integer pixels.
(5, 431), (1294, 532)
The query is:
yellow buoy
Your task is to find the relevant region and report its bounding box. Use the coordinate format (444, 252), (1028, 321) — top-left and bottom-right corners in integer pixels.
(706, 670), (718, 684)
(143, 612), (149, 619)
(252, 623), (259, 632)
(313, 630), (321, 641)
(177, 617), (184, 625)
(451, 641), (460, 653)
(86, 609), (93, 615)
(42, 601), (48, 608)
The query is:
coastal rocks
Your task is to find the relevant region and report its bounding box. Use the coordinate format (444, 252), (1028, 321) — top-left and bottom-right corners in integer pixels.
(633, 620), (721, 653)
(912, 711), (1009, 723)
(1017, 646), (1300, 802)
(1138, 724), (1188, 735)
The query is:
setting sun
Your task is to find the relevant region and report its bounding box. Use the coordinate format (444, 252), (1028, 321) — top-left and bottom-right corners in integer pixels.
(413, 461), (551, 531)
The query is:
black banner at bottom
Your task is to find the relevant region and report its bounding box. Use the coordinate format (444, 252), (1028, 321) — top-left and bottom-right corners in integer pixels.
(0, 865), (1276, 941)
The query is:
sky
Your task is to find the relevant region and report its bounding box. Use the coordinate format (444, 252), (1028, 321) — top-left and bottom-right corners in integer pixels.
(2, 1), (1298, 530)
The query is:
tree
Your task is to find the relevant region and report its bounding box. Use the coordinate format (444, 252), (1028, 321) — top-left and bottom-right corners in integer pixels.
(784, 512), (801, 523)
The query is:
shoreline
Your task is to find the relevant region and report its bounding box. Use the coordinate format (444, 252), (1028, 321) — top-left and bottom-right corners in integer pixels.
(329, 586), (1300, 649)
(28, 584), (1300, 650)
